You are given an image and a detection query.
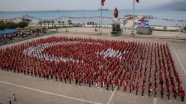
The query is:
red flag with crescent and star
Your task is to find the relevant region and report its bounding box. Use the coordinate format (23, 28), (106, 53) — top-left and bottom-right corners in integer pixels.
(102, 0), (105, 6)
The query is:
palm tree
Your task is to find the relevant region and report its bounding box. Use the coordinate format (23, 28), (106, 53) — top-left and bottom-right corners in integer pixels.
(67, 20), (73, 26)
(163, 26), (167, 31)
(151, 27), (154, 30)
(58, 21), (61, 27)
(62, 21), (65, 27)
(43, 20), (47, 27)
(46, 21), (51, 28)
(51, 21), (55, 27)
(37, 21), (43, 27)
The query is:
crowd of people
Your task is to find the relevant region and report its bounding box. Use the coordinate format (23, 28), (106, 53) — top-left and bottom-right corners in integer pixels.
(0, 37), (185, 101)
(0, 28), (47, 44)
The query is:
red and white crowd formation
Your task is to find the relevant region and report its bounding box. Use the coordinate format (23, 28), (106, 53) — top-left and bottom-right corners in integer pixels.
(0, 37), (185, 101)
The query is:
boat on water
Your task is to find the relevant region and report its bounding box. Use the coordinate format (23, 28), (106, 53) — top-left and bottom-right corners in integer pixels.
(98, 9), (109, 11)
(21, 18), (32, 24)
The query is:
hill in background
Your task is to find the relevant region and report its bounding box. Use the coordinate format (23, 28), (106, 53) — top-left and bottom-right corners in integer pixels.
(151, 1), (186, 11)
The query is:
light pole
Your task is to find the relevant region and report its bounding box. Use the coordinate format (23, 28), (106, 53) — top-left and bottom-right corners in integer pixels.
(132, 0), (135, 35)
(101, 1), (103, 34)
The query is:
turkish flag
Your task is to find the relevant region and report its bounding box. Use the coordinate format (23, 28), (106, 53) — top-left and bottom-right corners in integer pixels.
(136, 0), (139, 3)
(102, 0), (105, 6)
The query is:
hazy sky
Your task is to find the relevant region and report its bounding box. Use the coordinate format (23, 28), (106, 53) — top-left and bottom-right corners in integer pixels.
(0, 0), (179, 11)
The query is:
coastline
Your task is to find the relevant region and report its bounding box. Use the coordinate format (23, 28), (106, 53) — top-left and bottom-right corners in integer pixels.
(1, 10), (185, 26)
(28, 23), (182, 31)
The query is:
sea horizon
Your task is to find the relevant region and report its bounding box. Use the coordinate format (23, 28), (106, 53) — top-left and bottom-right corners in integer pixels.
(0, 10), (186, 26)
(2, 9), (186, 12)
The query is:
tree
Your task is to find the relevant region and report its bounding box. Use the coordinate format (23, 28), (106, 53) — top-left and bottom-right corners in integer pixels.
(46, 21), (51, 28)
(151, 27), (155, 30)
(0, 21), (4, 24)
(37, 21), (43, 27)
(43, 20), (47, 27)
(6, 22), (18, 29)
(67, 20), (73, 26)
(51, 21), (55, 27)
(163, 26), (167, 31)
(184, 26), (186, 31)
(58, 21), (61, 27)
(18, 21), (29, 29)
(62, 21), (65, 27)
(0, 21), (6, 30)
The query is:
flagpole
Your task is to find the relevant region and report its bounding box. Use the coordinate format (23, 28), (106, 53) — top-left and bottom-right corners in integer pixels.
(101, 1), (102, 34)
(133, 0), (135, 34)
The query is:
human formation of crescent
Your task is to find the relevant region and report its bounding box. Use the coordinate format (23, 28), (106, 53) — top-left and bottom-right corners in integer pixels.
(0, 36), (185, 101)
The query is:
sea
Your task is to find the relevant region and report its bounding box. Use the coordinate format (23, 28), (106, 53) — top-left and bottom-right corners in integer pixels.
(0, 10), (186, 26)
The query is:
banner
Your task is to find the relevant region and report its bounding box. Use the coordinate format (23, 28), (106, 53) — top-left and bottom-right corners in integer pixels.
(102, 0), (105, 6)
(1, 14), (186, 23)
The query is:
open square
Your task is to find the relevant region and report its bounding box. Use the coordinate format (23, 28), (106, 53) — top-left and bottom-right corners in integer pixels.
(0, 33), (185, 104)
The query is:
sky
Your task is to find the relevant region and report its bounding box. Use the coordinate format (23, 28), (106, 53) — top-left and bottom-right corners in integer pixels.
(0, 0), (182, 11)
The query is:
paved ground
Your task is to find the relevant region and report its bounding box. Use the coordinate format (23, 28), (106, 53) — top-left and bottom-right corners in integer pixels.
(0, 30), (186, 104)
(56, 27), (186, 39)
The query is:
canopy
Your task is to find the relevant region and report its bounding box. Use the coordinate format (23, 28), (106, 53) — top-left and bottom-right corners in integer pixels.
(0, 29), (17, 35)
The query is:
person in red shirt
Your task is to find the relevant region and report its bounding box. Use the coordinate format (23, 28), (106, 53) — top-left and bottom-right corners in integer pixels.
(117, 79), (120, 91)
(79, 77), (82, 86)
(181, 90), (185, 102)
(167, 90), (170, 100)
(96, 78), (99, 87)
(154, 86), (157, 97)
(27, 68), (30, 76)
(84, 77), (87, 86)
(130, 83), (133, 93)
(113, 8), (118, 18)
(136, 85), (139, 95)
(161, 85), (164, 99)
(24, 68), (26, 75)
(31, 68), (33, 76)
(173, 90), (177, 100)
(89, 78), (92, 87)
(69, 74), (72, 84)
(64, 74), (67, 83)
(55, 73), (58, 81)
(38, 69), (41, 78)
(148, 87), (151, 96)
(59, 73), (63, 82)
(123, 83), (127, 92)
(148, 86), (152, 96)
(142, 85), (145, 96)
(100, 79), (104, 88)
(34, 68), (37, 77)
(49, 70), (53, 79)
(112, 81), (115, 91)
(47, 70), (50, 80)
(106, 80), (110, 90)
(75, 75), (78, 84)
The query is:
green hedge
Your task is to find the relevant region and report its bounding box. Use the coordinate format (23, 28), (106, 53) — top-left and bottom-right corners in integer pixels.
(184, 26), (186, 31)
(0, 21), (28, 30)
